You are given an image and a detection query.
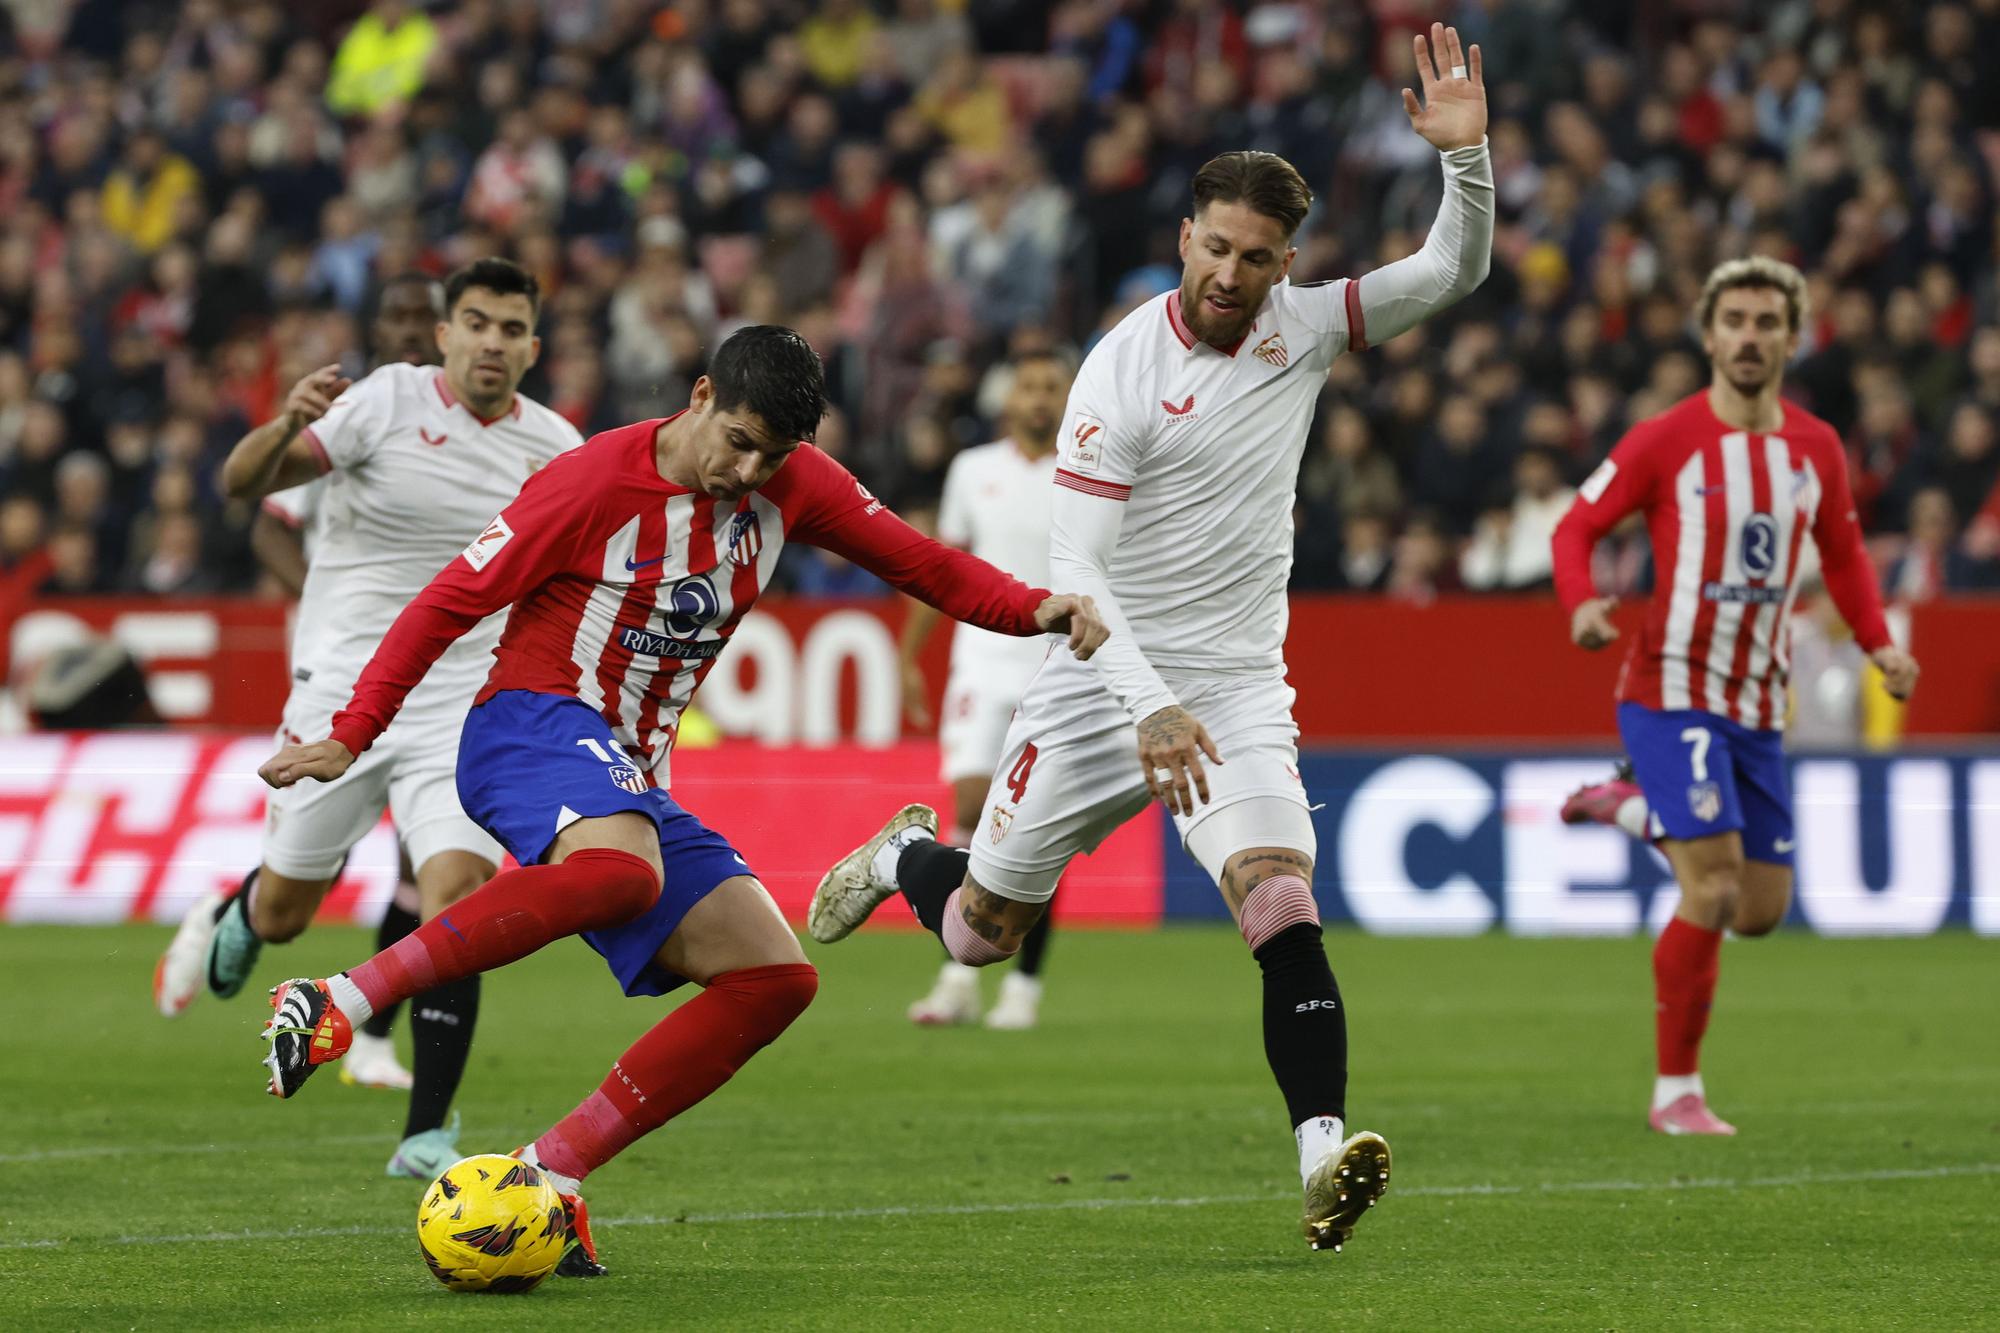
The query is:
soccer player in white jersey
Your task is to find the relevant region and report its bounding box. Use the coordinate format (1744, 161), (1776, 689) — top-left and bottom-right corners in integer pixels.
(153, 258), (583, 1179)
(900, 349), (1071, 1029)
(811, 22), (1494, 1253)
(217, 273), (452, 1095)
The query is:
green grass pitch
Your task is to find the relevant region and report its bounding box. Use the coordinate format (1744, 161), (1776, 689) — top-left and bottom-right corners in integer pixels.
(1, 924), (1994, 1329)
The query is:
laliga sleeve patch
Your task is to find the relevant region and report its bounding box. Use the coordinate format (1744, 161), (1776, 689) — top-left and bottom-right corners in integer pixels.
(461, 514), (515, 571)
(1579, 459), (1618, 504)
(1066, 415), (1106, 472)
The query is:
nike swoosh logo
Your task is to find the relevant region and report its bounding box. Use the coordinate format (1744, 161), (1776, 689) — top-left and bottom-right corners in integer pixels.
(625, 555), (666, 571)
(1773, 838), (1796, 853)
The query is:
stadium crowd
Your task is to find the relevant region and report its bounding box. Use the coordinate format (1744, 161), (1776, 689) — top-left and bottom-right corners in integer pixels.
(2, 0), (2000, 607)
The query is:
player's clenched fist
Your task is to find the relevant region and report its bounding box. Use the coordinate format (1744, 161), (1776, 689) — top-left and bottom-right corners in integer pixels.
(282, 364), (353, 432)
(1137, 704), (1223, 818)
(1870, 645), (1920, 700)
(1570, 596), (1620, 650)
(1034, 593), (1109, 660)
(259, 738), (356, 789)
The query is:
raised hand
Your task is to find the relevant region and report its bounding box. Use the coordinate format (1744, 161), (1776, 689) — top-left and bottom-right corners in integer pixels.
(282, 364), (352, 433)
(1035, 593), (1109, 660)
(1402, 22), (1486, 152)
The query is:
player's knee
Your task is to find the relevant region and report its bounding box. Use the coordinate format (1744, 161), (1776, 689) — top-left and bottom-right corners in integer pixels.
(568, 846), (663, 924)
(1731, 897), (1786, 937)
(250, 880), (320, 942)
(941, 885), (1022, 966)
(1233, 862), (1319, 952)
(764, 961), (819, 1024)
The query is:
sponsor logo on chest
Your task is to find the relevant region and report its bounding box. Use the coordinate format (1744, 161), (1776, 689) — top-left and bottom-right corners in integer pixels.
(617, 625), (727, 660)
(1161, 394), (1199, 427)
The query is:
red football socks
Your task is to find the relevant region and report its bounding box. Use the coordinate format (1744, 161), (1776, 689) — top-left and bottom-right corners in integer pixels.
(344, 848), (660, 1014)
(1653, 916), (1723, 1077)
(531, 963), (820, 1182)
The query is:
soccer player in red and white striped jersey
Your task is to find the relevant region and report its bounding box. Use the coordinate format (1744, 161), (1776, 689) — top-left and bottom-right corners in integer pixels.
(1552, 258), (1920, 1135)
(251, 327), (1106, 1273)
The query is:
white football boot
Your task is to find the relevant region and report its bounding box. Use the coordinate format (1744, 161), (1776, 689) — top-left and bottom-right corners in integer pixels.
(982, 971), (1042, 1030)
(340, 1030), (415, 1091)
(908, 962), (982, 1025)
(153, 888), (224, 1016)
(807, 804), (938, 943)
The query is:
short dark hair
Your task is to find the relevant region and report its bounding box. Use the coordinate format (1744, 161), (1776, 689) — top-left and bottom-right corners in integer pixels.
(1011, 345), (1075, 377)
(443, 257), (540, 319)
(708, 325), (826, 443)
(1191, 151), (1314, 238)
(377, 271), (443, 315)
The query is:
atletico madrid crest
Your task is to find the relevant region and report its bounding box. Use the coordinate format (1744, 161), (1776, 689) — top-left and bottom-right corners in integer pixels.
(727, 510), (762, 566)
(1687, 781), (1721, 823)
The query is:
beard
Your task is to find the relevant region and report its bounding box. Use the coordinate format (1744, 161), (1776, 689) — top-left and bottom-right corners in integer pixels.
(1722, 357), (1774, 392)
(1180, 283), (1256, 348)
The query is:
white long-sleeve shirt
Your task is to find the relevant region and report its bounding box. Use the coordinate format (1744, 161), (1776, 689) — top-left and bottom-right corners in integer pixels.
(1048, 142), (1494, 722)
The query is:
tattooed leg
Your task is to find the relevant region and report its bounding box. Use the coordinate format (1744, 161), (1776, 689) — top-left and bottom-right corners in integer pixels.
(940, 878), (1047, 965)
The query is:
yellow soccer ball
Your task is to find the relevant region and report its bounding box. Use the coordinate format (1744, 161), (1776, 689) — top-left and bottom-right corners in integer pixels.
(416, 1154), (570, 1293)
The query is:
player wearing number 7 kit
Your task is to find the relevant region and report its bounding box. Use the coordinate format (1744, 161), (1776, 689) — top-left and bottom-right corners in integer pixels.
(1552, 257), (1919, 1136)
(811, 21), (1493, 1254)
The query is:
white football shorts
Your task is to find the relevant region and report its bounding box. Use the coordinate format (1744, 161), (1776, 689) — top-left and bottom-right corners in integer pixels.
(964, 651), (1313, 903)
(261, 685), (501, 880)
(936, 653), (1045, 784)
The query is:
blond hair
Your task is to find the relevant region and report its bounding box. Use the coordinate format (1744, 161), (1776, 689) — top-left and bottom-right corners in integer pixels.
(1697, 256), (1808, 332)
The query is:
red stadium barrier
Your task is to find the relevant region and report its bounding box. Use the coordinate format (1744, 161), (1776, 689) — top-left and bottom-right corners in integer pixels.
(10, 594), (1999, 740)
(0, 734), (1164, 927)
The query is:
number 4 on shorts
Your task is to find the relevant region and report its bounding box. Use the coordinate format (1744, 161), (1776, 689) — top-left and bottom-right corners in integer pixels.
(1006, 742), (1038, 802)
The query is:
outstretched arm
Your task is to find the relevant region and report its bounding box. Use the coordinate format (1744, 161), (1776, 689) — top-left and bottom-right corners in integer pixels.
(260, 460), (587, 787)
(797, 458), (1107, 656)
(1342, 24), (1493, 349)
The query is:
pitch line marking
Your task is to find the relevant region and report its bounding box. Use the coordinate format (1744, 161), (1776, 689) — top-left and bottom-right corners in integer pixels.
(1, 1162), (1993, 1252)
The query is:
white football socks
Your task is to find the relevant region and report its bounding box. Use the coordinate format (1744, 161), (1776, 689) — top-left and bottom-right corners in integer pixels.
(519, 1141), (581, 1196)
(1295, 1115), (1345, 1187)
(871, 825), (935, 883)
(327, 972), (374, 1025)
(1615, 795), (1651, 840)
(1652, 1072), (1704, 1110)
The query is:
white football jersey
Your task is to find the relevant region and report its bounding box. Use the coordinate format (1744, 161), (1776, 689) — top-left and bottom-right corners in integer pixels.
(262, 477), (323, 559)
(1047, 143), (1490, 724)
(1053, 281), (1359, 678)
(291, 363), (582, 713)
(937, 438), (1058, 681)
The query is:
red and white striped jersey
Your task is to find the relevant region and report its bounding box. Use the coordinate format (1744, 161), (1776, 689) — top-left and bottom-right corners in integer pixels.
(328, 417), (1051, 781)
(1552, 392), (1891, 730)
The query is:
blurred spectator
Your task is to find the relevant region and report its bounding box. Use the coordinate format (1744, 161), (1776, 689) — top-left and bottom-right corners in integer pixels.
(1460, 446), (1578, 591)
(800, 0), (881, 92)
(101, 130), (201, 256)
(326, 0), (438, 118)
(0, 0), (1993, 608)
